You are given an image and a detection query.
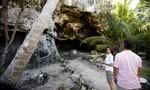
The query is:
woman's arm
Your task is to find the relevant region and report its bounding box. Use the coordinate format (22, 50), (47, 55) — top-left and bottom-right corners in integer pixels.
(103, 62), (113, 67)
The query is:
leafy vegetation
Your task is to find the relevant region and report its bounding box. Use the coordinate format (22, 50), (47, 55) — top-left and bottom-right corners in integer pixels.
(80, 36), (113, 52)
(141, 67), (150, 79)
(79, 0), (150, 56)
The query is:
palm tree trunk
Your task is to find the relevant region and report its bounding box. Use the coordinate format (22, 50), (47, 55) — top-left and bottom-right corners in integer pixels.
(0, 0), (59, 86)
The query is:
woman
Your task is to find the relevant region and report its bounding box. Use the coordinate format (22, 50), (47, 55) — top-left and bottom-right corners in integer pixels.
(102, 47), (116, 90)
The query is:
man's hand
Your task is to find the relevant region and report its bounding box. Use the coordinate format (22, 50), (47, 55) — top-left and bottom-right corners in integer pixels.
(114, 78), (117, 84)
(114, 67), (119, 84)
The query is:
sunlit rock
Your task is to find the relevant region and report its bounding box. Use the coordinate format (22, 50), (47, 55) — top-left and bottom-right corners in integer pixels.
(7, 7), (39, 31)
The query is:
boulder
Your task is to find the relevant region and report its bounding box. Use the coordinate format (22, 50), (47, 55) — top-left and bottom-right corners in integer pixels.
(28, 29), (60, 68)
(16, 71), (49, 90)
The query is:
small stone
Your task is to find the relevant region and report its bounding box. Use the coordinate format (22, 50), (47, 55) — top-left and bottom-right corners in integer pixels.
(140, 77), (148, 83)
(72, 49), (77, 55)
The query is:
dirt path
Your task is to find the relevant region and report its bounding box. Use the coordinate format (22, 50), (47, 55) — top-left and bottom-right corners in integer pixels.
(68, 58), (110, 90)
(17, 57), (110, 90)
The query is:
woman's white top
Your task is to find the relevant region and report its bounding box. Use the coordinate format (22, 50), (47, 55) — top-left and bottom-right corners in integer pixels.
(105, 53), (114, 72)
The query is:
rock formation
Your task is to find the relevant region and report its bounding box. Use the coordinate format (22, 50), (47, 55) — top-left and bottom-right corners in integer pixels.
(0, 1), (60, 68)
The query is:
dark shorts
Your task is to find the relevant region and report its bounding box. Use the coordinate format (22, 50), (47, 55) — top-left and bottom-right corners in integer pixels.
(106, 71), (113, 81)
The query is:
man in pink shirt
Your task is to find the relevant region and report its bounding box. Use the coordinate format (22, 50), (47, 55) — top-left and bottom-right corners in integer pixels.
(114, 40), (142, 90)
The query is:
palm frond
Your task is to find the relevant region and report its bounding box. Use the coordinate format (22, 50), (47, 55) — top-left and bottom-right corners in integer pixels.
(117, 21), (132, 38)
(95, 44), (111, 52)
(89, 38), (113, 47)
(80, 36), (106, 45)
(140, 23), (150, 31)
(80, 36), (113, 51)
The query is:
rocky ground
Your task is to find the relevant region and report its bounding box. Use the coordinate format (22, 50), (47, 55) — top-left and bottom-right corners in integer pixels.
(16, 51), (109, 90)
(68, 58), (109, 90)
(16, 51), (150, 90)
(17, 63), (74, 90)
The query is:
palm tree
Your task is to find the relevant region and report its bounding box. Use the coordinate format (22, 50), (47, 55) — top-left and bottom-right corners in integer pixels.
(80, 36), (113, 52)
(0, 0), (60, 86)
(105, 0), (134, 51)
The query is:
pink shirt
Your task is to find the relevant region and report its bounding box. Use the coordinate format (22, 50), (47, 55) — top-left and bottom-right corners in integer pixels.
(114, 50), (142, 89)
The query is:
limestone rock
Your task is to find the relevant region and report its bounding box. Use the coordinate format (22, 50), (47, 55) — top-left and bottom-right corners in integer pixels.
(0, 7), (39, 32)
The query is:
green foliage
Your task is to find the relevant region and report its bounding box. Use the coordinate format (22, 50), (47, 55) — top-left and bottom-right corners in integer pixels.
(80, 36), (112, 45)
(80, 36), (113, 52)
(81, 36), (101, 45)
(132, 30), (150, 60)
(113, 0), (136, 23)
(96, 0), (150, 59)
(141, 67), (150, 79)
(137, 1), (150, 8)
(95, 44), (110, 52)
(89, 38), (113, 47)
(108, 20), (132, 39)
(103, 0), (135, 51)
(104, 0), (150, 52)
(115, 0), (129, 22)
(141, 23), (150, 31)
(130, 1), (150, 60)
(136, 2), (150, 26)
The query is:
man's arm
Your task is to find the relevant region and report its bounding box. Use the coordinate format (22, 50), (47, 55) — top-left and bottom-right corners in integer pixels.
(137, 57), (142, 79)
(114, 67), (119, 83)
(114, 54), (119, 83)
(137, 67), (141, 79)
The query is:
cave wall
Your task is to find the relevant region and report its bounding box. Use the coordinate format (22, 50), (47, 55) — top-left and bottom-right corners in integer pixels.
(53, 1), (110, 50)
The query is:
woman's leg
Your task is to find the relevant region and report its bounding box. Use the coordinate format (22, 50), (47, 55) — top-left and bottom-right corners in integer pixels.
(106, 71), (116, 90)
